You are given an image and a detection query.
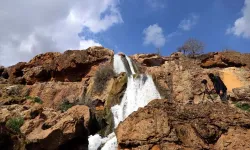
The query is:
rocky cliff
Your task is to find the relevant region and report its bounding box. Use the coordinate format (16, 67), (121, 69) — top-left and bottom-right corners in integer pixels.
(1, 48), (250, 150)
(116, 99), (250, 150)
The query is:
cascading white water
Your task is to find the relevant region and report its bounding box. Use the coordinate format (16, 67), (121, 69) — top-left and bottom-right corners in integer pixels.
(112, 75), (161, 128)
(113, 54), (127, 74)
(88, 54), (161, 150)
(125, 55), (136, 75)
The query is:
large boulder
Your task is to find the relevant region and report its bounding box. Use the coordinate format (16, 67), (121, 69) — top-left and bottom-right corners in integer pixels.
(23, 105), (90, 150)
(200, 51), (250, 69)
(116, 99), (250, 150)
(0, 103), (91, 150)
(7, 46), (114, 85)
(231, 85), (250, 101)
(0, 85), (26, 105)
(0, 66), (9, 79)
(8, 62), (26, 84)
(131, 54), (167, 67)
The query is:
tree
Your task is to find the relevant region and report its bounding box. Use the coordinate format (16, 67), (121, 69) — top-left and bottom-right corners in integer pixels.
(177, 38), (204, 58)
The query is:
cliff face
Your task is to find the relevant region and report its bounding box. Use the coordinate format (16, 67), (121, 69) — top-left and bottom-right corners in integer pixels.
(1, 48), (250, 150)
(132, 51), (250, 104)
(116, 99), (250, 150)
(0, 46), (128, 150)
(7, 46), (114, 84)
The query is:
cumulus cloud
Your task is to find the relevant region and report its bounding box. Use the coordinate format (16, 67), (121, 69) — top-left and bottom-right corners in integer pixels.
(227, 0), (250, 38)
(79, 39), (102, 49)
(178, 14), (199, 31)
(143, 24), (166, 48)
(0, 0), (123, 66)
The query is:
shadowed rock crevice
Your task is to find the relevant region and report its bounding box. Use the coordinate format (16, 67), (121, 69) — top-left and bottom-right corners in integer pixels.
(0, 124), (14, 150)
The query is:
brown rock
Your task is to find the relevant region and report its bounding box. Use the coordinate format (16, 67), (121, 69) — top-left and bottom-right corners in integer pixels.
(7, 46), (114, 85)
(232, 85), (250, 101)
(0, 103), (91, 150)
(214, 127), (250, 150)
(21, 81), (84, 108)
(200, 51), (250, 68)
(132, 54), (166, 67)
(116, 99), (250, 150)
(7, 62), (26, 84)
(23, 105), (90, 149)
(0, 66), (9, 79)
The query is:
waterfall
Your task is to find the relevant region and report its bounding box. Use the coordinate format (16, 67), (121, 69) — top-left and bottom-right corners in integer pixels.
(88, 54), (161, 150)
(112, 74), (161, 128)
(125, 55), (136, 75)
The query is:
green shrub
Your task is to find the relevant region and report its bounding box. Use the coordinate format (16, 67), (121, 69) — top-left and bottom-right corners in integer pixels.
(59, 101), (74, 112)
(235, 102), (250, 112)
(26, 96), (43, 104)
(6, 117), (24, 133)
(26, 96), (32, 99)
(93, 65), (115, 93)
(33, 97), (43, 104)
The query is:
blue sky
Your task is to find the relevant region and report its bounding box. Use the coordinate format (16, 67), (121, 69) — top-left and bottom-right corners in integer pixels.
(91, 0), (250, 56)
(0, 0), (250, 66)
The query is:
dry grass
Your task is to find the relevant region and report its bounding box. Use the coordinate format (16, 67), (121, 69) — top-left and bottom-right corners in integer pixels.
(93, 65), (115, 93)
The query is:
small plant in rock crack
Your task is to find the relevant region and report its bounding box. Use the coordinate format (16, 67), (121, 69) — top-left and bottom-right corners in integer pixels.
(26, 96), (43, 104)
(234, 102), (250, 112)
(59, 100), (74, 112)
(6, 117), (24, 133)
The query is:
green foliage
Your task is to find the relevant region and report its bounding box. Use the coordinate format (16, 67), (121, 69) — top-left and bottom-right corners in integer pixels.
(235, 102), (250, 112)
(33, 97), (43, 104)
(26, 96), (43, 104)
(93, 65), (115, 93)
(26, 96), (32, 99)
(59, 101), (74, 112)
(6, 117), (24, 133)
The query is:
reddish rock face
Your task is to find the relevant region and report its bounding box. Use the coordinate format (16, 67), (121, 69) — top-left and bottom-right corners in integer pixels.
(116, 99), (250, 150)
(8, 62), (27, 84)
(7, 46), (114, 84)
(200, 51), (250, 68)
(0, 103), (90, 150)
(131, 54), (167, 67)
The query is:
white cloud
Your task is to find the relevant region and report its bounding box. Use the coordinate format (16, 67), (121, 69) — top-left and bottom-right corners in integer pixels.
(227, 0), (250, 38)
(0, 0), (123, 66)
(143, 24), (166, 48)
(146, 0), (165, 10)
(80, 40), (102, 49)
(178, 14), (199, 31)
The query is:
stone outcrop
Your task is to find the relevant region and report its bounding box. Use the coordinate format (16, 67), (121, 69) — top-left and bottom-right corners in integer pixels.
(21, 82), (84, 108)
(81, 72), (127, 136)
(131, 54), (167, 67)
(1, 48), (250, 149)
(0, 101), (91, 150)
(7, 46), (114, 84)
(7, 62), (27, 84)
(231, 85), (250, 101)
(132, 51), (250, 104)
(116, 99), (250, 150)
(0, 66), (9, 79)
(200, 51), (250, 69)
